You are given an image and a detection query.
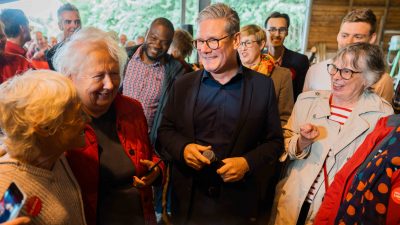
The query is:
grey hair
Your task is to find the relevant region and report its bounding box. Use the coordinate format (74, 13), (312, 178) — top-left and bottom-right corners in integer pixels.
(196, 3), (240, 35)
(53, 27), (127, 79)
(0, 21), (4, 32)
(333, 42), (385, 88)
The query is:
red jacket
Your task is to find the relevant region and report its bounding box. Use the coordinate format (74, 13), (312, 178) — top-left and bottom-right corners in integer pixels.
(0, 52), (33, 83)
(5, 41), (26, 56)
(315, 116), (400, 225)
(67, 94), (162, 225)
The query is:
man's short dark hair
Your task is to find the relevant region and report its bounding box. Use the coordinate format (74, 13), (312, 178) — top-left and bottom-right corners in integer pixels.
(264, 12), (290, 28)
(341, 8), (377, 35)
(0, 9), (29, 38)
(57, 3), (80, 22)
(150, 17), (175, 35)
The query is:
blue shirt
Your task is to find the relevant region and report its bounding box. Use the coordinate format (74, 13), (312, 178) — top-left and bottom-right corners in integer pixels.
(194, 67), (243, 160)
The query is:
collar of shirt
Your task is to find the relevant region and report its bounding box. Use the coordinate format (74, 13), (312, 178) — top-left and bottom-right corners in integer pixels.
(133, 45), (161, 67)
(5, 41), (26, 56)
(201, 65), (244, 86)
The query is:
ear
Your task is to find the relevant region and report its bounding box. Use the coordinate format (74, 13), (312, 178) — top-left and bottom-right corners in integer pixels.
(369, 32), (377, 45)
(19, 25), (27, 36)
(233, 32), (240, 50)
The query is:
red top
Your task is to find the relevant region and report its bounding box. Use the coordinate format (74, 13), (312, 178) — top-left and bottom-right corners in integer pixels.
(314, 116), (400, 225)
(0, 52), (33, 83)
(5, 41), (26, 56)
(66, 94), (163, 225)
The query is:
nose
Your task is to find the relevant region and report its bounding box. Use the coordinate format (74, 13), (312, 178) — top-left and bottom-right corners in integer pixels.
(331, 69), (342, 80)
(103, 74), (118, 90)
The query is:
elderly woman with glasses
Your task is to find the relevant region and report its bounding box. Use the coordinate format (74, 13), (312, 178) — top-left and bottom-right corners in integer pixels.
(53, 27), (162, 225)
(238, 24), (293, 127)
(0, 70), (87, 225)
(269, 42), (393, 225)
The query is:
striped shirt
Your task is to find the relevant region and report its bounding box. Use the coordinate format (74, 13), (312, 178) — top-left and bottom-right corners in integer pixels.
(122, 46), (165, 130)
(328, 105), (352, 125)
(306, 96), (353, 203)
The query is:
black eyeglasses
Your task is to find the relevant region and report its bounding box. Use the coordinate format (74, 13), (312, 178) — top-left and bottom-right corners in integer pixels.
(193, 34), (233, 50)
(327, 64), (362, 80)
(238, 40), (259, 48)
(266, 27), (288, 34)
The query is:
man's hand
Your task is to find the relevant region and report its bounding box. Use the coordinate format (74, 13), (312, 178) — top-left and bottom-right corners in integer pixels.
(297, 123), (319, 152)
(183, 143), (211, 170)
(217, 157), (249, 182)
(133, 159), (160, 188)
(1, 217), (31, 225)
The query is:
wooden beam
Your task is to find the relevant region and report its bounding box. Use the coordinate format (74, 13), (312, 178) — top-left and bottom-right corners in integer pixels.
(377, 0), (390, 46)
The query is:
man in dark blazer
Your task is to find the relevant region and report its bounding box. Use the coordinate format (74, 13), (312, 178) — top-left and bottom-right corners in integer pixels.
(157, 3), (283, 225)
(264, 12), (309, 100)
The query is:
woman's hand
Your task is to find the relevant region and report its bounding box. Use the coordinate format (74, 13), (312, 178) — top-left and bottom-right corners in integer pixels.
(132, 159), (161, 188)
(297, 123), (319, 153)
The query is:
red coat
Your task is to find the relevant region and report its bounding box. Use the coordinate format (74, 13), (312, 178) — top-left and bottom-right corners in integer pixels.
(5, 41), (26, 56)
(315, 116), (400, 225)
(0, 52), (33, 83)
(67, 94), (162, 225)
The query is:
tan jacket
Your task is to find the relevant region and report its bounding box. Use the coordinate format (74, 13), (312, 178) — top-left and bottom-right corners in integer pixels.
(268, 66), (294, 127)
(269, 90), (393, 225)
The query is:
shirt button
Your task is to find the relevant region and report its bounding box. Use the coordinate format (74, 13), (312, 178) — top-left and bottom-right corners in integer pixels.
(315, 91), (320, 96)
(129, 149), (135, 156)
(313, 114), (317, 118)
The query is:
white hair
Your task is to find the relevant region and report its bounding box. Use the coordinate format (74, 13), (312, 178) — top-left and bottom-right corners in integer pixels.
(53, 27), (128, 79)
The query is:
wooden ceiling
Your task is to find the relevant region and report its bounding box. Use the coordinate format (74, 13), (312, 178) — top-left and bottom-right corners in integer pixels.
(307, 0), (400, 52)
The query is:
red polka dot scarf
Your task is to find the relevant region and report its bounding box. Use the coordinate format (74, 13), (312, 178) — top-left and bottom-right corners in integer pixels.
(335, 127), (400, 224)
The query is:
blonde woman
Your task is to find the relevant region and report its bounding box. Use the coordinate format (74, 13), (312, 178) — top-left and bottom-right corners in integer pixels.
(0, 70), (87, 225)
(238, 24), (293, 127)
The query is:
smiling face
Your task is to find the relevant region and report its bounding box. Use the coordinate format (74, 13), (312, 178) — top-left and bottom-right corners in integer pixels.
(196, 18), (239, 76)
(238, 34), (264, 66)
(337, 22), (376, 49)
(143, 23), (173, 63)
(71, 50), (120, 118)
(266, 17), (288, 48)
(59, 10), (81, 40)
(331, 53), (366, 104)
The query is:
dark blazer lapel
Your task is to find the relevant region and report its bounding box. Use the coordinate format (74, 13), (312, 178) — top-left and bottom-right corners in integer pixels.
(184, 70), (203, 138)
(228, 70), (253, 153)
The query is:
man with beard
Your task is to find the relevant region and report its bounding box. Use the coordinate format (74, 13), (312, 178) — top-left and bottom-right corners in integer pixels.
(264, 12), (309, 100)
(46, 3), (81, 70)
(122, 19), (184, 222)
(122, 17), (185, 145)
(0, 9), (31, 57)
(0, 18), (33, 83)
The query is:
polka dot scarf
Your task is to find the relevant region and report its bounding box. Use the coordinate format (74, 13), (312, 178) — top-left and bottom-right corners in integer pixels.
(335, 127), (400, 225)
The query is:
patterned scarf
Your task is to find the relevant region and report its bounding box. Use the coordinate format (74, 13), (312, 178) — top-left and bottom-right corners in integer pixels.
(250, 54), (275, 76)
(335, 126), (400, 224)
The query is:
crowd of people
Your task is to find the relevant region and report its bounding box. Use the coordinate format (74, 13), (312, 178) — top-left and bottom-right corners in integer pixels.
(0, 2), (399, 225)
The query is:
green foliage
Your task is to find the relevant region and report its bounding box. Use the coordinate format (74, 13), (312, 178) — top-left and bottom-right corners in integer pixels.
(63, 0), (305, 50)
(212, 0), (306, 51)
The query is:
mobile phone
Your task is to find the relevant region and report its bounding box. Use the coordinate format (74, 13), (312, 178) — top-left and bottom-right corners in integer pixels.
(144, 159), (163, 177)
(0, 182), (26, 223)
